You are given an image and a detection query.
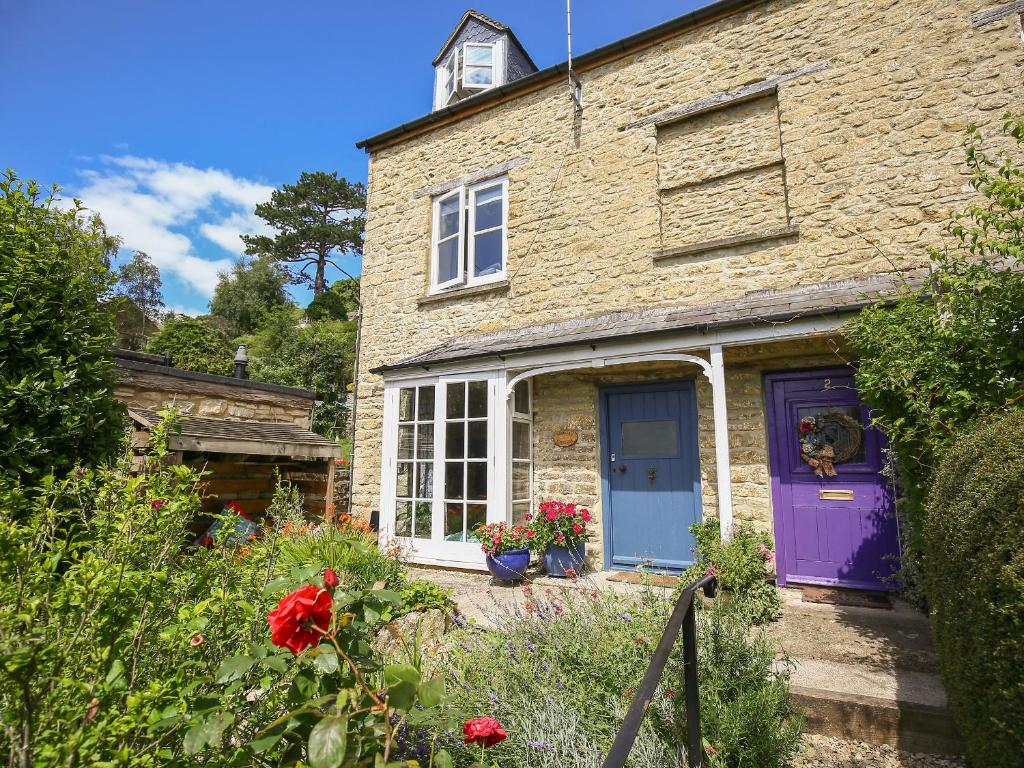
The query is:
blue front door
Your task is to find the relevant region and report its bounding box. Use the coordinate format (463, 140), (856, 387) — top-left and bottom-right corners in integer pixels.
(601, 381), (702, 572)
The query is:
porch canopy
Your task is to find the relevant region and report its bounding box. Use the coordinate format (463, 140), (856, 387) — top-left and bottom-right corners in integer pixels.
(371, 274), (906, 566)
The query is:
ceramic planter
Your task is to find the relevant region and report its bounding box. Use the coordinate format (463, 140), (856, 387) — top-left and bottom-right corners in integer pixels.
(485, 547), (530, 582)
(543, 541), (586, 577)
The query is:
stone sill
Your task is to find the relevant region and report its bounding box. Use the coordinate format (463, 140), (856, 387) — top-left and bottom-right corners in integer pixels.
(654, 225), (800, 263)
(417, 280), (510, 307)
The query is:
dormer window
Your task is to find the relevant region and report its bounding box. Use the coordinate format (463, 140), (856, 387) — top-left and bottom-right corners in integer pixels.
(463, 43), (495, 88)
(432, 11), (536, 112)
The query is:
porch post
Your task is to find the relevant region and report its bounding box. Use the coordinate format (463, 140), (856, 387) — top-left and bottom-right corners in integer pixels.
(708, 344), (734, 542)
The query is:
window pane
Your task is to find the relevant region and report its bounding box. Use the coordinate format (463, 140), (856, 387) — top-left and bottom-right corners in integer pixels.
(621, 419), (679, 457)
(465, 45), (492, 65)
(396, 462), (413, 497)
(512, 420), (530, 459)
(395, 501), (412, 537)
(466, 504), (487, 539)
(513, 381), (530, 415)
(468, 380), (488, 418)
(398, 425), (415, 459)
(467, 462), (487, 500)
(446, 382), (465, 419)
(438, 238), (459, 284)
(417, 386), (435, 420)
(414, 502), (432, 540)
(473, 230), (503, 277)
(445, 503), (464, 541)
(512, 462), (530, 500)
(445, 462), (464, 500)
(415, 463), (433, 498)
(439, 196), (460, 238)
(468, 420), (487, 458)
(445, 422), (465, 459)
(464, 65), (492, 86)
(399, 388), (415, 421)
(416, 424), (434, 459)
(512, 502), (530, 526)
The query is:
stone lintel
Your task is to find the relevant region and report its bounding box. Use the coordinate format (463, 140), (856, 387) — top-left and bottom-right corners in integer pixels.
(654, 225), (800, 263)
(412, 157), (529, 199)
(972, 1), (1024, 27)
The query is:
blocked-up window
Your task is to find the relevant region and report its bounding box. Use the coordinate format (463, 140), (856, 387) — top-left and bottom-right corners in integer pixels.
(656, 93), (792, 254)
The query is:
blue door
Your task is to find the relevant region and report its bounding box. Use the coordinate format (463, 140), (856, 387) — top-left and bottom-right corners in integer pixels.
(600, 381), (702, 572)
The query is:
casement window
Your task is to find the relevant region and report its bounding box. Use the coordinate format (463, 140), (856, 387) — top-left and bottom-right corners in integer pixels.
(382, 373), (506, 566)
(440, 49), (458, 105)
(462, 43), (495, 88)
(430, 177), (508, 292)
(510, 380), (532, 525)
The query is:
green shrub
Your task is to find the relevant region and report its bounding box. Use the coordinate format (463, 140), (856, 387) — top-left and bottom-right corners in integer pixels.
(398, 578), (454, 614)
(924, 412), (1024, 765)
(0, 171), (125, 485)
(680, 518), (781, 625)
(275, 520), (405, 594)
(433, 587), (800, 767)
(146, 315), (235, 376)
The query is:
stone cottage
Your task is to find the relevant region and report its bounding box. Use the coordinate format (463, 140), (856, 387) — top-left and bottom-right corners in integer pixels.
(350, 2), (1024, 583)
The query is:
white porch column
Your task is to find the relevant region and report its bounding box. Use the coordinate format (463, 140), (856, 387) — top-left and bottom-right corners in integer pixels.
(708, 344), (734, 542)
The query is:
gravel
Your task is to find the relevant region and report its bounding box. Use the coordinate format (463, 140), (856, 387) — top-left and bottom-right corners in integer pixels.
(794, 735), (965, 768)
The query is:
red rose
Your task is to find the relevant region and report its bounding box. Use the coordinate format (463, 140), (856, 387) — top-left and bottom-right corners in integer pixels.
(572, 523), (583, 535)
(463, 716), (507, 748)
(267, 584), (333, 654)
(581, 509), (591, 522)
(323, 567), (339, 590)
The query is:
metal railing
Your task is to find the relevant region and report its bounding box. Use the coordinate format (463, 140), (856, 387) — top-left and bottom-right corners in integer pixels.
(600, 573), (718, 768)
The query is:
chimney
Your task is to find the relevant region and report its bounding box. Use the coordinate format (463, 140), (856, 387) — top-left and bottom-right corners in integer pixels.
(233, 345), (249, 379)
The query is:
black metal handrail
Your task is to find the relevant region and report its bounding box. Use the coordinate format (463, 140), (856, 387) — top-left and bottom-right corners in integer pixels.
(601, 573), (717, 768)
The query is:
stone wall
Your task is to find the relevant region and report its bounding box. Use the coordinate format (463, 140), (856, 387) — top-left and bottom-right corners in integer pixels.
(115, 367), (314, 428)
(352, 0), (1024, 515)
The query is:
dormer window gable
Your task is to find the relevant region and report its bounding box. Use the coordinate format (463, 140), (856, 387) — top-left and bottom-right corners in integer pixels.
(432, 9), (537, 111)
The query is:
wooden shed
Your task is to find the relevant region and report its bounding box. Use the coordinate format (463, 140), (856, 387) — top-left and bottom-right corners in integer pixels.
(129, 407), (341, 521)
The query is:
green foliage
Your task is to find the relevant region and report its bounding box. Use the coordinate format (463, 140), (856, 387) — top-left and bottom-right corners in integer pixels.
(240, 306), (356, 437)
(434, 588), (800, 768)
(242, 171), (366, 296)
(924, 412), (1024, 766)
(208, 255), (292, 337)
(0, 416), (279, 766)
(844, 114), (1024, 593)
(275, 523), (405, 595)
(306, 277), (360, 322)
(146, 315), (235, 376)
(115, 250), (164, 349)
(397, 579), (454, 614)
(0, 170), (125, 485)
(679, 518), (781, 625)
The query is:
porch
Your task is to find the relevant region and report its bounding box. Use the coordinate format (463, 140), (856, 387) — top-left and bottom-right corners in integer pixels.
(372, 275), (906, 586)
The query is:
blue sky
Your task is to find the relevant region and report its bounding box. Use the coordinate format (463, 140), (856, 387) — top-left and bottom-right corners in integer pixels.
(2, 0), (704, 314)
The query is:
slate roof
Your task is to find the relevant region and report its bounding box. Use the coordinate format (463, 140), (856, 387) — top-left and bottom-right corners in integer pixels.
(129, 408), (340, 458)
(372, 273), (924, 373)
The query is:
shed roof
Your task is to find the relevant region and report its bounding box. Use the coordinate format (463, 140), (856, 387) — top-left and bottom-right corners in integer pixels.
(129, 408), (340, 459)
(372, 273), (922, 373)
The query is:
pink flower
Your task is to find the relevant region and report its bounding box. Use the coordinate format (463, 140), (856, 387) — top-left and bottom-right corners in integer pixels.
(572, 523), (583, 535)
(545, 509), (558, 522)
(565, 568), (577, 578)
(555, 533), (565, 544)
(190, 634), (205, 647)
(705, 565), (719, 578)
(524, 513), (533, 521)
(150, 499), (166, 510)
(757, 543), (775, 562)
(526, 530), (536, 538)
(581, 509), (592, 522)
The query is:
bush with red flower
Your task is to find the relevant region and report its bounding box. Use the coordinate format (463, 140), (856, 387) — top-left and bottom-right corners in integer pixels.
(526, 500), (592, 552)
(474, 521), (532, 556)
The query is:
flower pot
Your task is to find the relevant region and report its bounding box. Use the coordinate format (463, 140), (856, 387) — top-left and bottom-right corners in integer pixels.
(543, 541), (586, 577)
(486, 547), (530, 582)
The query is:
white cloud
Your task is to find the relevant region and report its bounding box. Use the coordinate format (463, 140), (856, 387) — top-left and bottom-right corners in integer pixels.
(164, 303), (205, 318)
(71, 156), (275, 297)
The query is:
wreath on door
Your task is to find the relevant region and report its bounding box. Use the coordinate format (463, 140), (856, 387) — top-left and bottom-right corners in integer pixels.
(798, 412), (863, 477)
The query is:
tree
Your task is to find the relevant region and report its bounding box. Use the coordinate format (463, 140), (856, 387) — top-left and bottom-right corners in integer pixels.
(208, 255), (291, 337)
(305, 276), (360, 322)
(241, 307), (356, 436)
(0, 170), (125, 485)
(242, 171), (365, 296)
(114, 250), (164, 349)
(145, 316), (235, 376)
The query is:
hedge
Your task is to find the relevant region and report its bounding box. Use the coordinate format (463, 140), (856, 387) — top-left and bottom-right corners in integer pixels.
(924, 411), (1024, 765)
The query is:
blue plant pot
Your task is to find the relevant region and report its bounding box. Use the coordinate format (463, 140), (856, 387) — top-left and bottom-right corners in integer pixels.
(544, 541), (586, 577)
(486, 547), (530, 582)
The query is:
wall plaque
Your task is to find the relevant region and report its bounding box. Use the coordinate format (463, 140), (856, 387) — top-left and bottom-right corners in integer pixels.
(553, 428), (578, 447)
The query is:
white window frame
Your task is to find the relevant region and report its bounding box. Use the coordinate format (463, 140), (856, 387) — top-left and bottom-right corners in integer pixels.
(461, 42), (496, 90)
(442, 48), (459, 104)
(467, 177), (508, 288)
(380, 371), (508, 569)
(510, 379), (533, 525)
(429, 176), (507, 294)
(430, 187), (465, 292)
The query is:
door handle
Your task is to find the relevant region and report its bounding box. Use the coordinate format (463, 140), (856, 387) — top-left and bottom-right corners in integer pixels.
(648, 466), (657, 483)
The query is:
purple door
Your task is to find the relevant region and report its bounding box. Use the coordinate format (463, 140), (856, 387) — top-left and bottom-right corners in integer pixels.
(765, 368), (899, 591)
